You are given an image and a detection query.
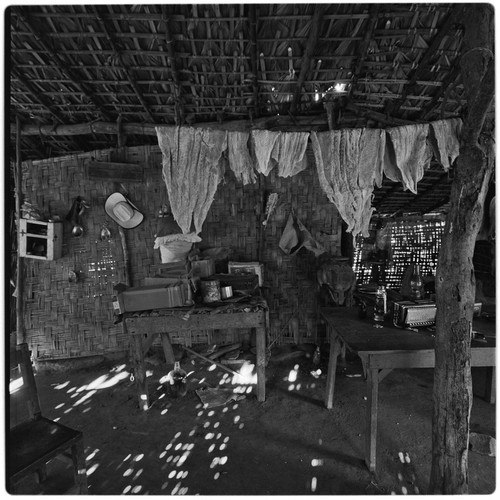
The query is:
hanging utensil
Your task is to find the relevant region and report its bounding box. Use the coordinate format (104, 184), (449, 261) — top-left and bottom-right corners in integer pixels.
(66, 196), (90, 238)
(100, 221), (111, 241)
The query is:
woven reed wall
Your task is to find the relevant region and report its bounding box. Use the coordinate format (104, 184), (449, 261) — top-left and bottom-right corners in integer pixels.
(21, 144), (342, 359)
(353, 220), (446, 288)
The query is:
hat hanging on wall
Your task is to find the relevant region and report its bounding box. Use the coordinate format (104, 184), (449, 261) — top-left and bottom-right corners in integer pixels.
(105, 193), (144, 229)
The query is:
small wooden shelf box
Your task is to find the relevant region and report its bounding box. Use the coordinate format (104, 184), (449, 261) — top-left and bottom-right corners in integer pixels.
(19, 219), (63, 261)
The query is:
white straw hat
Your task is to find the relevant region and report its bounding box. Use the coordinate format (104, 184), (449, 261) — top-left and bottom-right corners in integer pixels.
(105, 193), (144, 229)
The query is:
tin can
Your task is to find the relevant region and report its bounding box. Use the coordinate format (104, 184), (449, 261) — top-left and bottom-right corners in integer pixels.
(201, 279), (221, 303)
(221, 285), (233, 299)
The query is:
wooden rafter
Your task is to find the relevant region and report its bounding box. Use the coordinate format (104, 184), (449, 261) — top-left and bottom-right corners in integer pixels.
(343, 100), (413, 126)
(398, 172), (452, 213)
(248, 4), (260, 118)
(420, 65), (461, 120)
(11, 71), (89, 153)
(386, 5), (465, 117)
(289, 5), (325, 115)
(11, 67), (65, 124)
(349, 4), (380, 96)
(160, 5), (184, 125)
(90, 5), (156, 124)
(17, 7), (112, 122)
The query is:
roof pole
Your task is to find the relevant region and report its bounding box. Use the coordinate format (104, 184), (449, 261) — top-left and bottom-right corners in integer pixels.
(15, 116), (26, 345)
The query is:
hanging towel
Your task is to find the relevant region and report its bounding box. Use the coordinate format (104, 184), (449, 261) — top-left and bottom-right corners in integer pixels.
(311, 129), (380, 238)
(252, 129), (280, 176)
(429, 117), (462, 171)
(277, 131), (309, 177)
(386, 123), (432, 194)
(227, 130), (256, 185)
(156, 125), (227, 235)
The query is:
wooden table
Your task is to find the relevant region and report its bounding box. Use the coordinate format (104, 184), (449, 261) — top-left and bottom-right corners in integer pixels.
(320, 307), (496, 472)
(123, 303), (269, 410)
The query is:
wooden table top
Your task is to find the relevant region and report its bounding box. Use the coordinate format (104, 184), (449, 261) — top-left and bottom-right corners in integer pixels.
(320, 307), (495, 353)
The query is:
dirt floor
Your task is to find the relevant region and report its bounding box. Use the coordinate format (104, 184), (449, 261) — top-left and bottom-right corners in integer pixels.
(9, 343), (496, 495)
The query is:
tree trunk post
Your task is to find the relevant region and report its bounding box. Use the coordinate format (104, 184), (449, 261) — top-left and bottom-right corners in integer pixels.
(429, 4), (494, 494)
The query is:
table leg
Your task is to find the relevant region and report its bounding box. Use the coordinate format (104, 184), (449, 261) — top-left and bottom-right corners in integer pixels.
(160, 332), (176, 367)
(71, 439), (88, 494)
(486, 366), (496, 404)
(132, 335), (149, 411)
(365, 367), (379, 472)
(325, 334), (341, 409)
(255, 327), (266, 402)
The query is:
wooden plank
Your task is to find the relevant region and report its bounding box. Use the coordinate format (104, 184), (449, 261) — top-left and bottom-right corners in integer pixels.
(255, 327), (266, 402)
(87, 161), (144, 182)
(363, 348), (496, 370)
(125, 311), (267, 334)
(325, 335), (341, 410)
(365, 368), (379, 472)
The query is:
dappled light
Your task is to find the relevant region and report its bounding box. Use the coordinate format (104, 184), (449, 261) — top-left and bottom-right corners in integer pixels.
(9, 377), (23, 393)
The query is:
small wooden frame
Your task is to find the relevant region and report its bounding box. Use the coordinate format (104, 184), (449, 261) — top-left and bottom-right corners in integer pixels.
(19, 219), (63, 261)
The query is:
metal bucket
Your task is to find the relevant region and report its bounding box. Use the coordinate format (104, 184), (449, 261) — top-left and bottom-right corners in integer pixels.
(201, 279), (221, 303)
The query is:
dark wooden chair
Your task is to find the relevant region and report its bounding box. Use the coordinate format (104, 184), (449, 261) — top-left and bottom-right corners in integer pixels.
(7, 343), (88, 494)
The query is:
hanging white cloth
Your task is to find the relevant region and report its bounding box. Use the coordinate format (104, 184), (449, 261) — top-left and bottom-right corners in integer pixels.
(156, 125), (228, 235)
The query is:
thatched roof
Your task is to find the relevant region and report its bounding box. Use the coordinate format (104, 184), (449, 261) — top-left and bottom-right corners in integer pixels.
(8, 3), (480, 215)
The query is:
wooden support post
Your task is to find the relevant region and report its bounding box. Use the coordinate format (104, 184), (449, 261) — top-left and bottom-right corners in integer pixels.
(429, 4), (494, 494)
(15, 117), (25, 345)
(365, 368), (379, 472)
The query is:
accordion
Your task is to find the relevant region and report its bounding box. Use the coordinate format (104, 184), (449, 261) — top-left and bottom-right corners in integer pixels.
(393, 301), (436, 328)
(393, 300), (483, 328)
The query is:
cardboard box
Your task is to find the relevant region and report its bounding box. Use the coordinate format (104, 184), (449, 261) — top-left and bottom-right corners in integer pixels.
(191, 258), (215, 278)
(228, 261), (263, 286)
(117, 284), (188, 313)
(144, 277), (193, 304)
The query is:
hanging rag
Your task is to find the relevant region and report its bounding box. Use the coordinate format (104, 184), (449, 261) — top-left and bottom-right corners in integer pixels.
(279, 211), (325, 257)
(156, 125), (228, 235)
(277, 131), (309, 177)
(251, 129), (280, 176)
(227, 130), (256, 185)
(311, 128), (383, 238)
(429, 117), (462, 171)
(385, 123), (432, 194)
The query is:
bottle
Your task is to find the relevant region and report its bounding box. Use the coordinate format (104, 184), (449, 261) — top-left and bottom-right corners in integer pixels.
(374, 285), (387, 322)
(312, 346), (321, 366)
(410, 264), (423, 300)
(169, 361), (187, 397)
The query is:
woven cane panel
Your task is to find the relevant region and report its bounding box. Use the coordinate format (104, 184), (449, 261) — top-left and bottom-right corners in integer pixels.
(21, 144), (342, 359)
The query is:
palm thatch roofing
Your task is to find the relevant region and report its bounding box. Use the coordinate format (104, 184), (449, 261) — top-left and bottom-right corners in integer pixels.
(8, 3), (487, 216)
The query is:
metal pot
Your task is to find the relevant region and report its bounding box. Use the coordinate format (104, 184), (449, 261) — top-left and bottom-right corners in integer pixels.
(72, 225), (84, 238)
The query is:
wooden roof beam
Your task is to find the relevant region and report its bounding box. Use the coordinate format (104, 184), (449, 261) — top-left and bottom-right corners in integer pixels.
(420, 65), (461, 120)
(385, 5), (465, 117)
(247, 4), (260, 118)
(349, 4), (380, 96)
(90, 6), (156, 124)
(343, 100), (413, 126)
(160, 5), (185, 125)
(290, 5), (325, 115)
(17, 7), (112, 122)
(397, 172), (452, 213)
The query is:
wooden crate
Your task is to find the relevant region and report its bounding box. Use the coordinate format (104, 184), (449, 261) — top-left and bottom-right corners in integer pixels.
(19, 219), (63, 261)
